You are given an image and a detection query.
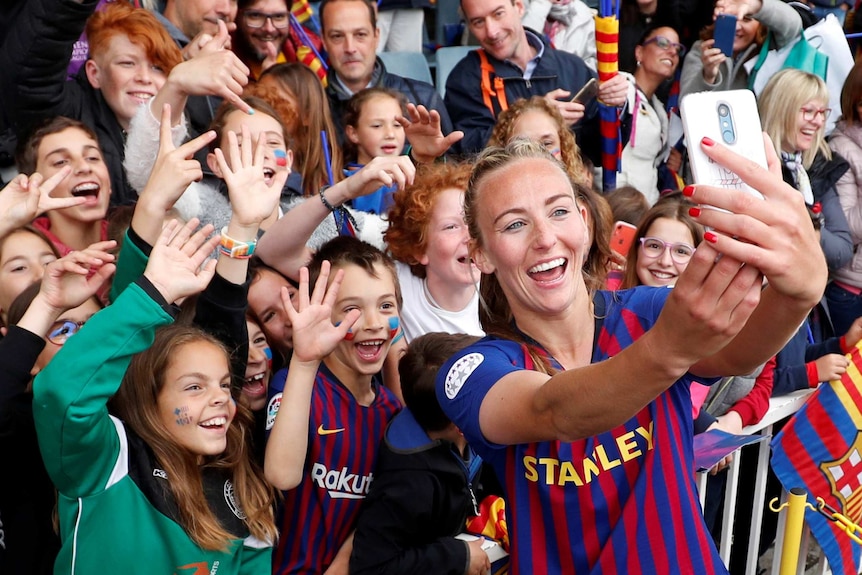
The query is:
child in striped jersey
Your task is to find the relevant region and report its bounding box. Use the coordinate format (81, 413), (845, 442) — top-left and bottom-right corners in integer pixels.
(264, 236), (402, 575)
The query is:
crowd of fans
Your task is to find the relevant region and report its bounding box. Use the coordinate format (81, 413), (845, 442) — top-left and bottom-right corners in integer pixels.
(0, 0), (860, 573)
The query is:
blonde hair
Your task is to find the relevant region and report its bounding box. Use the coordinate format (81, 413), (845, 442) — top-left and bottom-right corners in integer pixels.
(488, 97), (587, 183)
(759, 69), (831, 169)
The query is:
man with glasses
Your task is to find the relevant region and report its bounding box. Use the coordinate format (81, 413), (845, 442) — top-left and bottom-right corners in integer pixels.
(233, 0), (326, 81)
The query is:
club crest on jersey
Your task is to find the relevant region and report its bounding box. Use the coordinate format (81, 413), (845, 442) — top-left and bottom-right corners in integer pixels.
(224, 479), (247, 520)
(266, 393), (282, 430)
(445, 353), (484, 399)
(311, 463), (373, 499)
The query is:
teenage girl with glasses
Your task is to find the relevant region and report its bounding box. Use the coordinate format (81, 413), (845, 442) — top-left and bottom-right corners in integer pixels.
(621, 198), (702, 289)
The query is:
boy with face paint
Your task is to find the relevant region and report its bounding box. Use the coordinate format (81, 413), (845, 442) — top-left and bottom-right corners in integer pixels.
(264, 236), (403, 575)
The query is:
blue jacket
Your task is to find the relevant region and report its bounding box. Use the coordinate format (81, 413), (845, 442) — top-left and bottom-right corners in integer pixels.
(444, 30), (600, 160)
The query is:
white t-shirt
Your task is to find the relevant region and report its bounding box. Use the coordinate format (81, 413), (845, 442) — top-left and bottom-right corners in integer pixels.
(396, 262), (484, 343)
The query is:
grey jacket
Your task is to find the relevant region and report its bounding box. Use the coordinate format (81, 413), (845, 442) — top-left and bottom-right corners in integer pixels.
(680, 0), (802, 98)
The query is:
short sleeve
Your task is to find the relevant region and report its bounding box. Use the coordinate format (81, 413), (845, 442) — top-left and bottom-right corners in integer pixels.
(435, 338), (525, 454)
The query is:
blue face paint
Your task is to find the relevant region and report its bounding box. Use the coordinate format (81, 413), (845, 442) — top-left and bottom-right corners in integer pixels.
(174, 406), (191, 426)
(388, 316), (400, 340)
(275, 149), (288, 166)
(263, 347), (273, 369)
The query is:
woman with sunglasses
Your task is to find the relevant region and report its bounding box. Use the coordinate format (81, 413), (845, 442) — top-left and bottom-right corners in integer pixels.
(680, 0), (801, 98)
(617, 25), (684, 204)
(759, 69), (852, 274)
(0, 241), (114, 575)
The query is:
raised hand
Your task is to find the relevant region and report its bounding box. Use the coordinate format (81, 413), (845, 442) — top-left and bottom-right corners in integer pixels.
(133, 104), (217, 245)
(214, 125), (285, 228)
(699, 39), (726, 85)
(37, 241), (117, 314)
(715, 0), (762, 18)
(685, 133), (826, 306)
(282, 262), (360, 364)
(182, 18), (237, 60)
(399, 103), (464, 163)
(344, 155), (416, 200)
(143, 219), (220, 304)
(0, 167), (86, 238)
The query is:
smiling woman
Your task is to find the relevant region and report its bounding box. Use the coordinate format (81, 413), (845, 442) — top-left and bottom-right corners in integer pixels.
(434, 138), (828, 574)
(759, 68), (853, 273)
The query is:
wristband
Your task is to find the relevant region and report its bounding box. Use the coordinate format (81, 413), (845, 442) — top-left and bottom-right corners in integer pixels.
(219, 227), (257, 259)
(319, 185), (339, 211)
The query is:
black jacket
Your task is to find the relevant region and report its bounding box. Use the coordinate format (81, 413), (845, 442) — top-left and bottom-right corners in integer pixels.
(0, 326), (60, 575)
(0, 0), (139, 206)
(350, 409), (482, 575)
(326, 59), (453, 147)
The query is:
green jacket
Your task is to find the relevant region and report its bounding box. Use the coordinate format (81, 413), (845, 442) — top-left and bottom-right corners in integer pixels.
(33, 280), (272, 575)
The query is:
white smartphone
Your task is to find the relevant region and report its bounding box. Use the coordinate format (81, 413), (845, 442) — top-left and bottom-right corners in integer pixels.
(680, 90), (767, 199)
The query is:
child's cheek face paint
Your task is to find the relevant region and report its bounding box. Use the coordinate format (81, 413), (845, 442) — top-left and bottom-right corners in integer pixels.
(336, 320), (355, 341)
(264, 346), (273, 369)
(173, 406), (191, 426)
(388, 316), (400, 340)
(275, 149), (288, 167)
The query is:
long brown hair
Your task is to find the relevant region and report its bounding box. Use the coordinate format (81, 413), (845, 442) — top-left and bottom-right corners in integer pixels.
(621, 198), (703, 289)
(465, 140), (589, 375)
(259, 63), (344, 195)
(112, 325), (276, 550)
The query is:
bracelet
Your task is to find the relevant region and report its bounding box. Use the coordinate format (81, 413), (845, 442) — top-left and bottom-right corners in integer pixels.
(319, 185), (339, 212)
(219, 227), (257, 259)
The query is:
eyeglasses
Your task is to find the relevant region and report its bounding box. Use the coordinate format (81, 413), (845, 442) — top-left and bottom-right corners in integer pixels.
(800, 107), (831, 122)
(47, 320), (86, 346)
(639, 237), (695, 264)
(641, 36), (686, 57)
(243, 10), (289, 29)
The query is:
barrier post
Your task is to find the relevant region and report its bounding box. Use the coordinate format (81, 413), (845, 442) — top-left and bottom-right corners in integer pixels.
(778, 488), (808, 575)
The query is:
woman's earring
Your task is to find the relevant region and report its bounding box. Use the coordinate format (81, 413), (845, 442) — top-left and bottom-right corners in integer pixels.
(636, 60), (641, 67)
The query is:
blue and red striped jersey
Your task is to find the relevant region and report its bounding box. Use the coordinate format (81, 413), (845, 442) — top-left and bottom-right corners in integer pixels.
(436, 288), (727, 574)
(266, 363), (401, 574)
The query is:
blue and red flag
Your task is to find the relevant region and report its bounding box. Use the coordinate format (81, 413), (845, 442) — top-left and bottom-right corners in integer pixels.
(595, 0), (620, 192)
(771, 341), (862, 574)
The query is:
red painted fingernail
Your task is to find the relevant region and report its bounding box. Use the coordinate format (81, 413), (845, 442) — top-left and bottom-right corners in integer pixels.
(704, 231), (718, 243)
(689, 206), (701, 217)
(683, 185), (695, 197)
(702, 136), (715, 147)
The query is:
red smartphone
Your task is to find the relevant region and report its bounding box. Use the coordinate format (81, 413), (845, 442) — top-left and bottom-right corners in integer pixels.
(610, 221), (637, 258)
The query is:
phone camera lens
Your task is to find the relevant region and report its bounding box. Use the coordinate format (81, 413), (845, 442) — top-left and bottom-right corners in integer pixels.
(718, 104), (729, 117)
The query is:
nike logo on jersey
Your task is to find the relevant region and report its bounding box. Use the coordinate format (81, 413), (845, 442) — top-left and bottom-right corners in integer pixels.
(317, 424), (345, 436)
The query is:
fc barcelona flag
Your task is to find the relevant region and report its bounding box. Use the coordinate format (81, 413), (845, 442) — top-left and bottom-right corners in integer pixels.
(771, 342), (862, 574)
